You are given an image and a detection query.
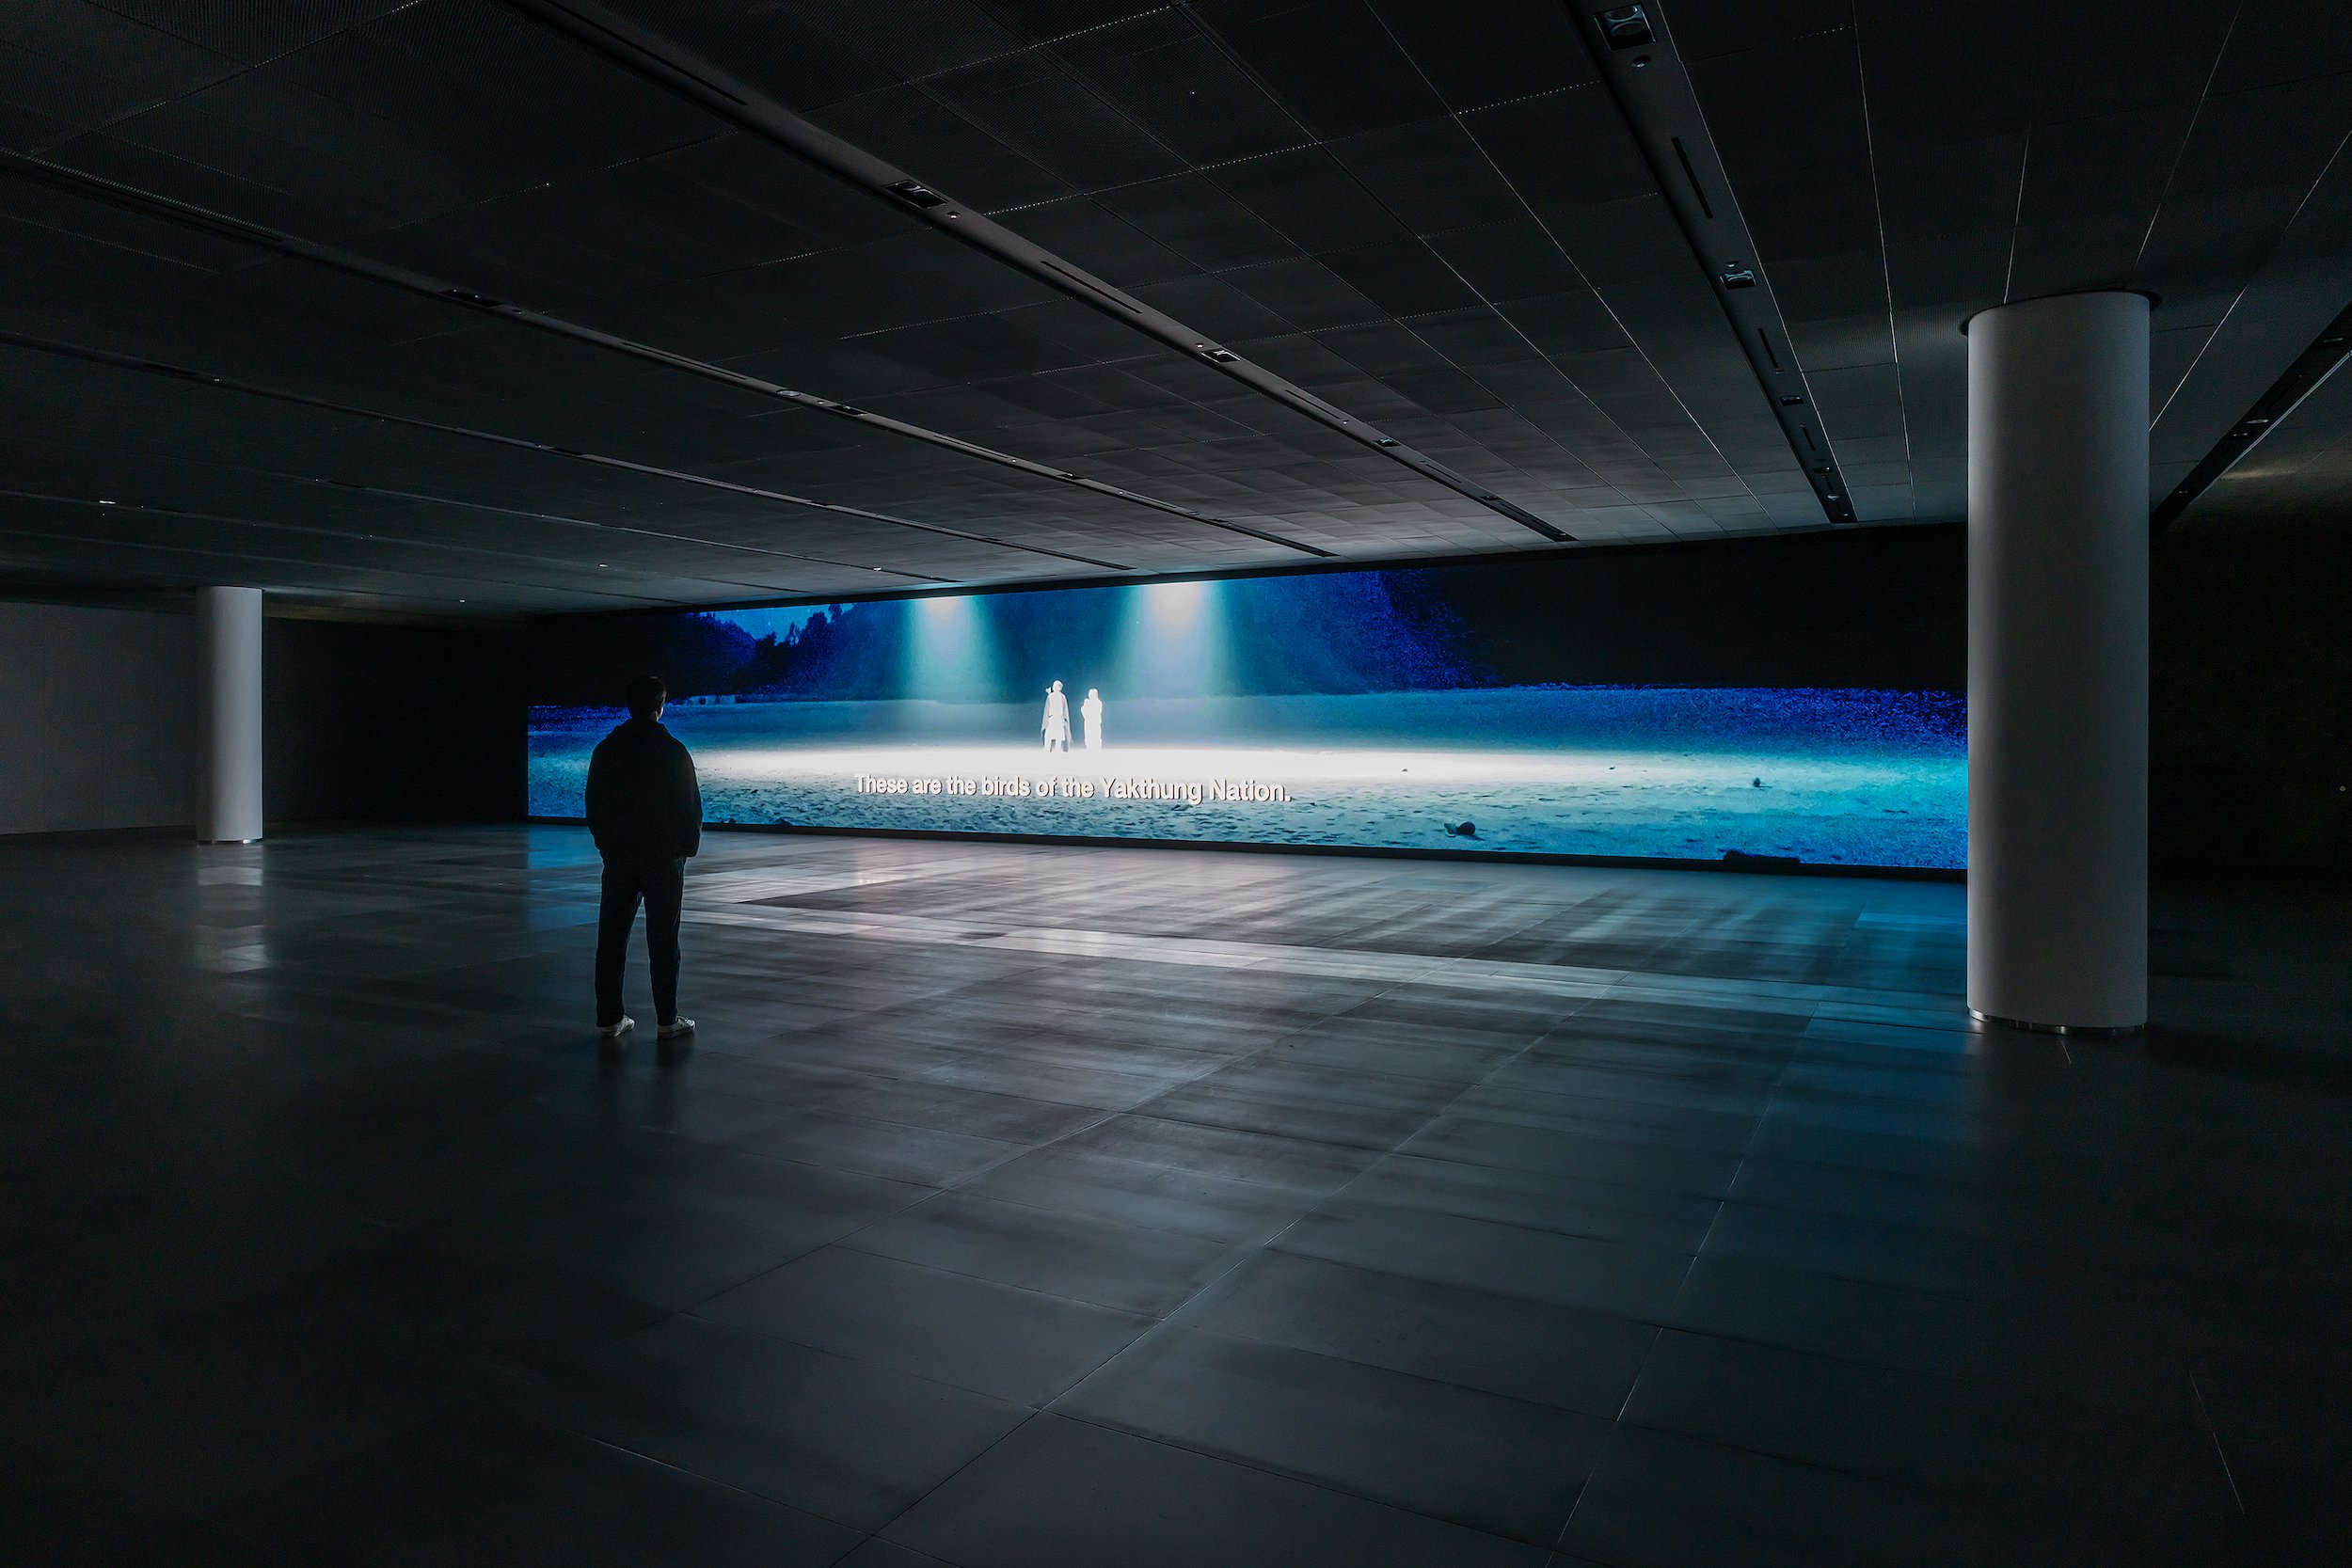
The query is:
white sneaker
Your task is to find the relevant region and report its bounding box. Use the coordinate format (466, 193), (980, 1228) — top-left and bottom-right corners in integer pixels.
(598, 1016), (634, 1053)
(657, 1017), (696, 1039)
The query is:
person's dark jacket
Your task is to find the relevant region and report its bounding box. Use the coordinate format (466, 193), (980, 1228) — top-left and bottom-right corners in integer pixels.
(585, 717), (702, 864)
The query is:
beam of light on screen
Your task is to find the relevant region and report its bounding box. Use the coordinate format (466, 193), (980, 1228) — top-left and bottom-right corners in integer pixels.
(1117, 578), (1225, 700)
(906, 592), (997, 703)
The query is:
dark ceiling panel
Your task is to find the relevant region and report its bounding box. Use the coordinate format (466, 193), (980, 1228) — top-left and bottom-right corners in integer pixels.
(2138, 72), (2352, 326)
(1369, 0), (1597, 112)
(89, 0), (432, 69)
(1, 1), (239, 108)
(1096, 175), (1300, 273)
(1198, 0), (1450, 141)
(928, 49), (1185, 190)
(0, 0), (2343, 613)
(1055, 12), (1305, 166)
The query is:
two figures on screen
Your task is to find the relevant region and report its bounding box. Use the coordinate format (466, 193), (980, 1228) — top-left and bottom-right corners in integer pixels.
(1041, 680), (1105, 752)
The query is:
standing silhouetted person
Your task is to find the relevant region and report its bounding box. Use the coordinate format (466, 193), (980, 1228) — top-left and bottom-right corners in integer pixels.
(1041, 679), (1072, 752)
(586, 674), (701, 1053)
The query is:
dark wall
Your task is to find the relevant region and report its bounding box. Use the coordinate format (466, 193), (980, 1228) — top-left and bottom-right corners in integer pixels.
(0, 598), (193, 833)
(2153, 531), (2352, 871)
(266, 618), (525, 823)
(1437, 525), (1965, 689)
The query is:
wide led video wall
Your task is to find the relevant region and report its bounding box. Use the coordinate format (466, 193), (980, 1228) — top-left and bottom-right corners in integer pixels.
(529, 559), (1965, 869)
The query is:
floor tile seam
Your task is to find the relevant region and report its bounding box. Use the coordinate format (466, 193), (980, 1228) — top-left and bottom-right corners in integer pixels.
(1032, 1403), (1572, 1552)
(1605, 969), (1964, 1011)
(1478, 1052), (1795, 1091)
(830, 1154), (1294, 1250)
(1413, 1102), (1770, 1158)
(668, 1304), (1122, 1415)
(1673, 1197), (2213, 1316)
(619, 1118), (1018, 1188)
(1667, 1034), (1806, 1338)
(1258, 1216), (1703, 1315)
(1406, 990), (1772, 1201)
(1705, 1169), (2163, 1245)
(1731, 1151), (2314, 1241)
(997, 1043), (1473, 1436)
(1110, 965), (1438, 1110)
(884, 1019), (1263, 1128)
(893, 1060), (1187, 1115)
(643, 1148), (990, 1317)
(1311, 1176), (1723, 1251)
(865, 1405), (1063, 1553)
(677, 1052), (1007, 1110)
(575, 1425), (866, 1521)
(1123, 1057), (1503, 1117)
(1152, 1285), (1658, 1425)
(1776, 1048), (1994, 1085)
(1558, 1413), (2120, 1555)
(1641, 1312), (2231, 1427)
(1439, 1071), (1769, 1123)
(1744, 1101), (2297, 1164)
(519, 1409), (881, 1543)
(1553, 1320), (1667, 1550)
(1232, 1003), (1603, 1302)
(1366, 1141), (1748, 1206)
(742, 1096), (1154, 1273)
(1686, 1211), (2324, 1319)
(1601, 1389), (2249, 1546)
(1454, 899), (1619, 967)
(1083, 1097), (1422, 1162)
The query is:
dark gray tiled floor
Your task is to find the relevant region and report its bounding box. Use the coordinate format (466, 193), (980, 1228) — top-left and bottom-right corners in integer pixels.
(3, 825), (2348, 1565)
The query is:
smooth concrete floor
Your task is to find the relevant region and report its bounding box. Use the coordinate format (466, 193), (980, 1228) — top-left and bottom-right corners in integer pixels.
(2, 826), (2347, 1566)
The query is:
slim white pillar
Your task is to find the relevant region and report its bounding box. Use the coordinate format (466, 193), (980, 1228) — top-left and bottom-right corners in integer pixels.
(1966, 292), (2149, 1033)
(197, 586), (264, 844)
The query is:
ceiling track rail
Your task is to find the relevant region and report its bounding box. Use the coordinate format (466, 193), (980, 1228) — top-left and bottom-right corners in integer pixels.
(0, 327), (1104, 579)
(499, 0), (1572, 544)
(1574, 3), (1852, 526)
(2152, 297), (2352, 533)
(0, 151), (1305, 561)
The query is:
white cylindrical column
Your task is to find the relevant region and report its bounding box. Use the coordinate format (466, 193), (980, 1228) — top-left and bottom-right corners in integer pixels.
(197, 586), (264, 844)
(1966, 292), (2149, 1033)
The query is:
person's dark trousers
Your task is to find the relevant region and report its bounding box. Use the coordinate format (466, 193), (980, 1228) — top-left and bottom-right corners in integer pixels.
(595, 856), (684, 1027)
